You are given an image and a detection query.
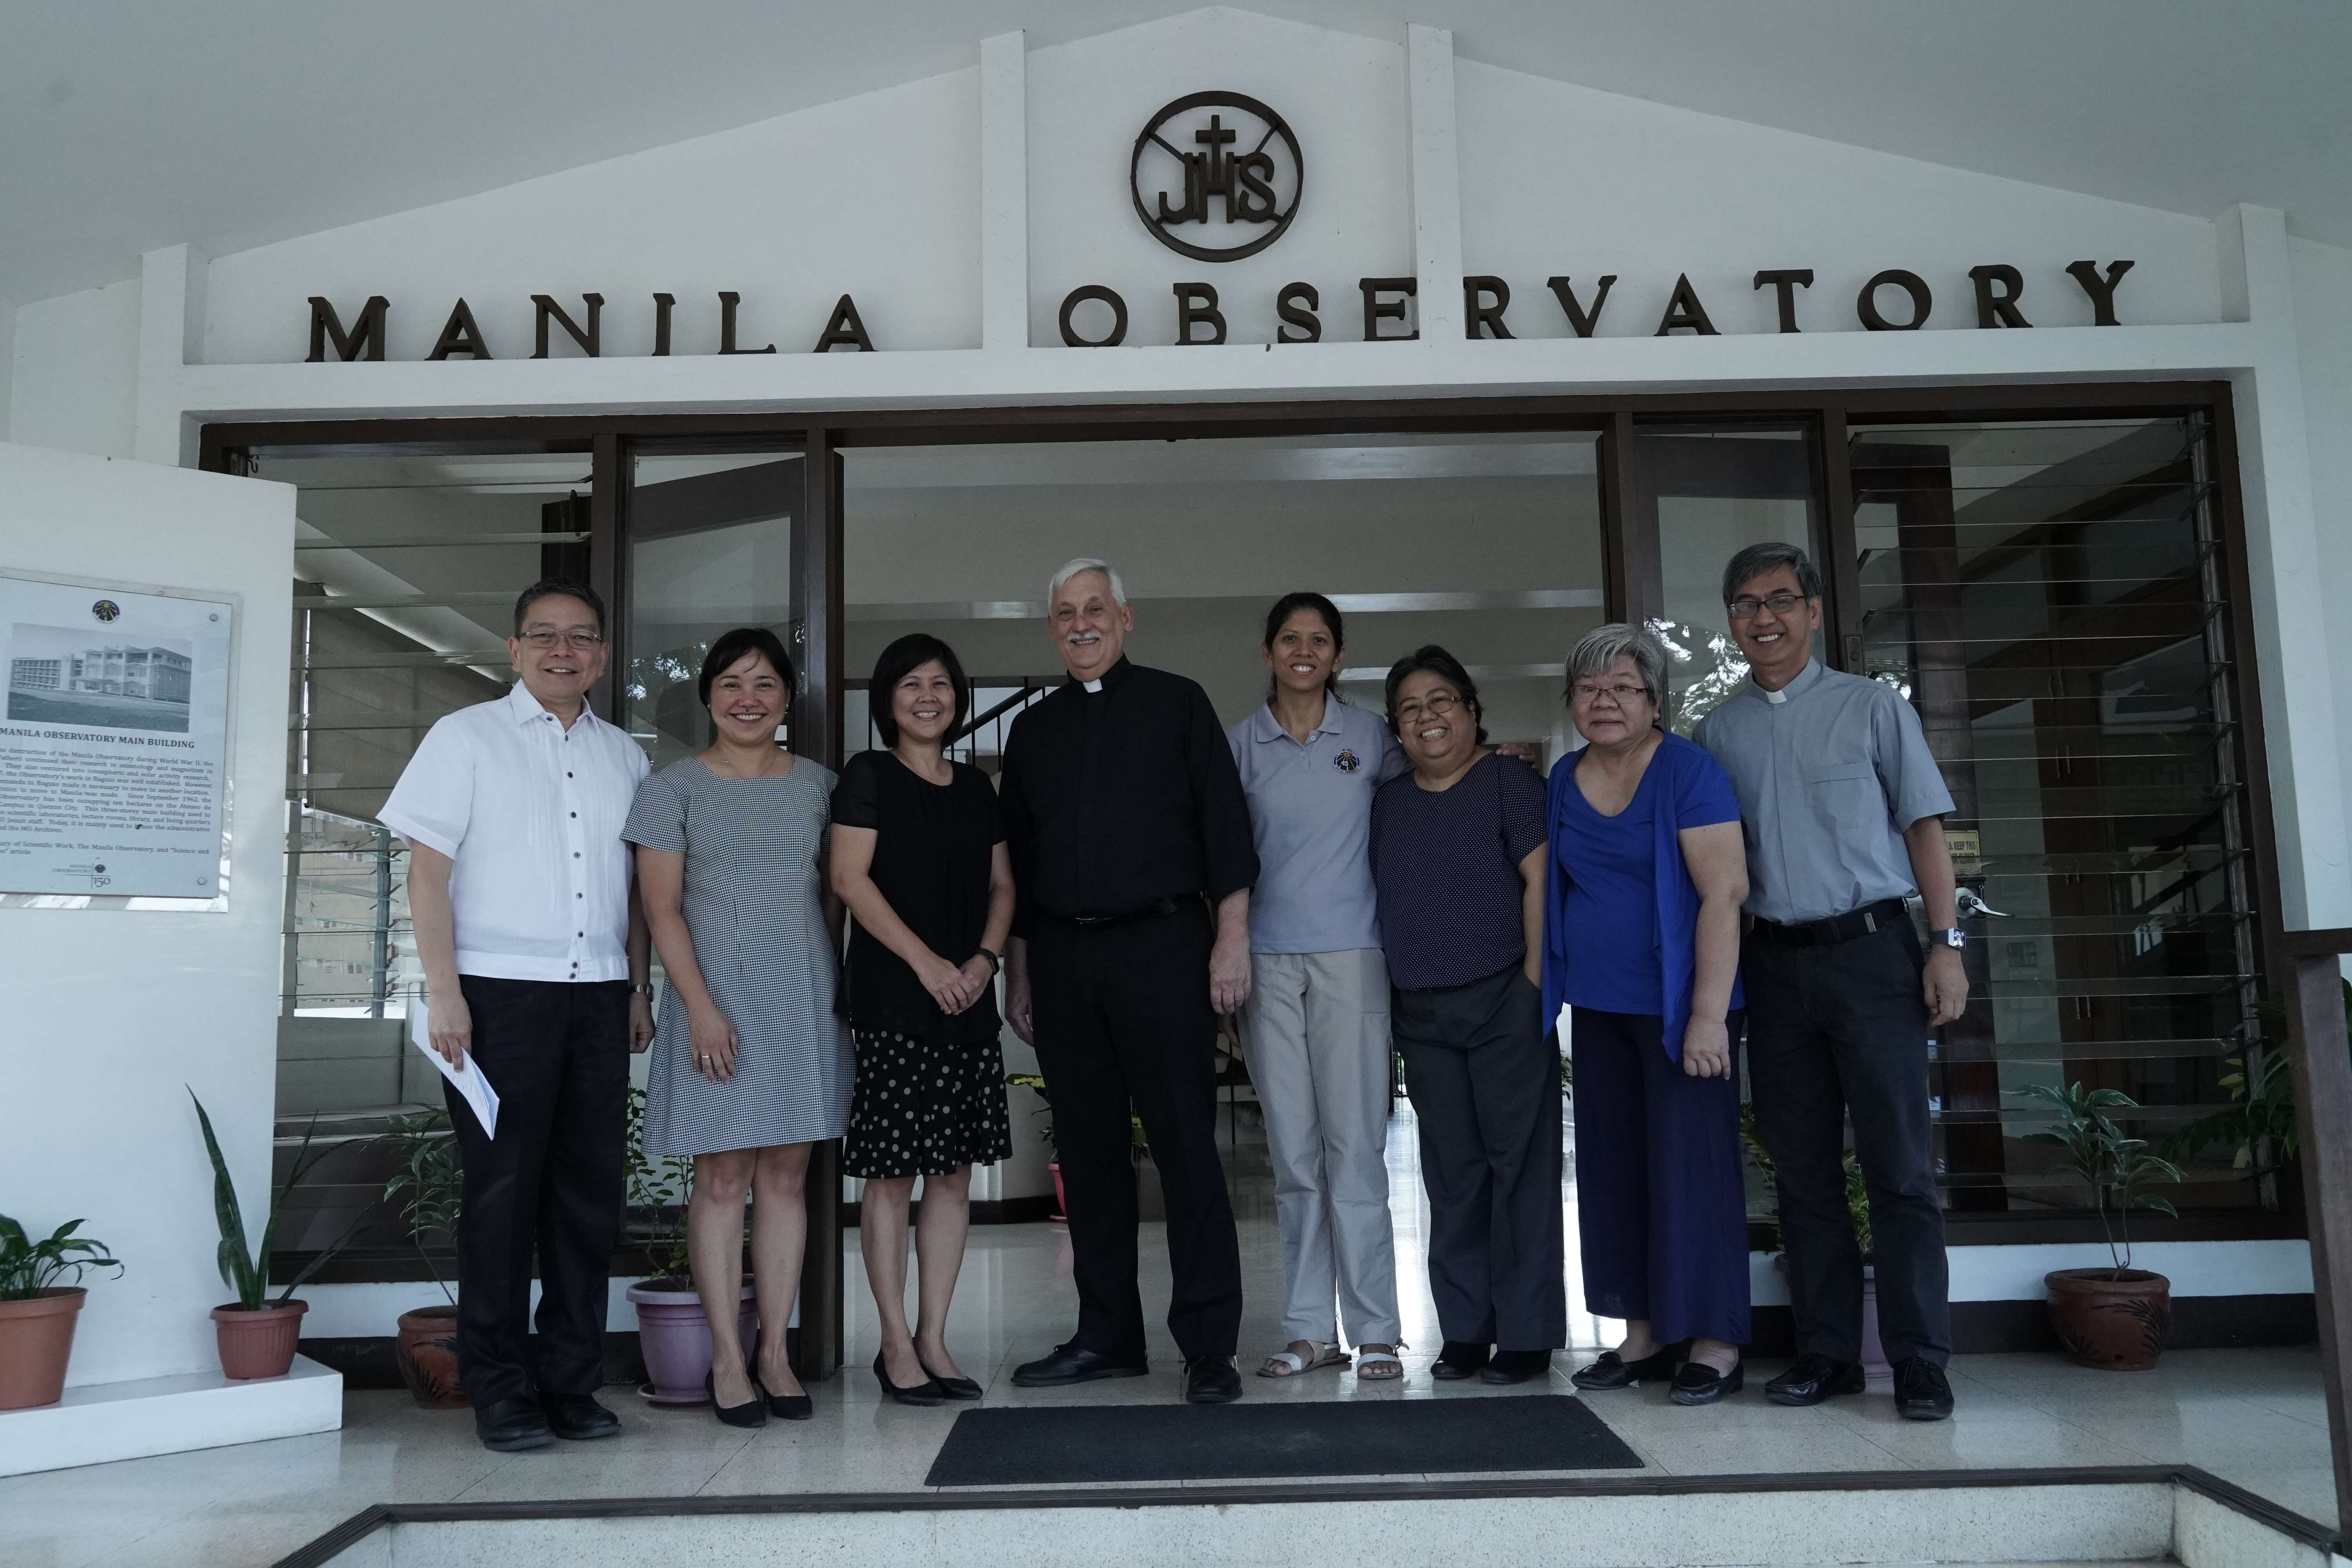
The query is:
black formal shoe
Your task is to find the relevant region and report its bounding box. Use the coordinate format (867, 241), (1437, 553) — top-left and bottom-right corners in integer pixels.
(917, 1354), (984, 1401)
(541, 1391), (621, 1440)
(1572, 1342), (1689, 1390)
(473, 1396), (554, 1452)
(1429, 1340), (1492, 1380)
(1479, 1348), (1555, 1385)
(1765, 1352), (1866, 1406)
(1892, 1357), (1955, 1421)
(764, 1387), (814, 1421)
(707, 1369), (768, 1428)
(1668, 1358), (1745, 1406)
(1183, 1354), (1242, 1404)
(1011, 1342), (1149, 1387)
(873, 1350), (945, 1406)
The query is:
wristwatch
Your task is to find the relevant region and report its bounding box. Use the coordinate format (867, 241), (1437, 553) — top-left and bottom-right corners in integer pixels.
(974, 947), (1003, 974)
(1932, 929), (1966, 951)
(630, 981), (655, 996)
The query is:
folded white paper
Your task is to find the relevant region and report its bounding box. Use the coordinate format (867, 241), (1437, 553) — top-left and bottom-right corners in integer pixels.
(409, 1004), (499, 1139)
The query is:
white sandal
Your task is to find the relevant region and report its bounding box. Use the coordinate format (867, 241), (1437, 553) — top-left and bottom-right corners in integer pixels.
(1354, 1345), (1404, 1380)
(1258, 1341), (1350, 1378)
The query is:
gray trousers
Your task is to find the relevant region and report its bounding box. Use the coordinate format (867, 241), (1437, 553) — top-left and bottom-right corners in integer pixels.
(1240, 949), (1403, 1347)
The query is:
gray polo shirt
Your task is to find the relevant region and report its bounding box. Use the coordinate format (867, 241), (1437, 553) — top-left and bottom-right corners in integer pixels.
(1692, 659), (1955, 925)
(1227, 696), (1408, 953)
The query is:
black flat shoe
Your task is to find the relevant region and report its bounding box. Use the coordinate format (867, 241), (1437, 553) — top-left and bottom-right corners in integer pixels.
(1183, 1354), (1241, 1404)
(1572, 1342), (1689, 1390)
(1766, 1352), (1866, 1406)
(874, 1350), (944, 1406)
(473, 1395), (553, 1452)
(707, 1368), (768, 1428)
(1429, 1340), (1492, 1381)
(1479, 1348), (1555, 1385)
(1892, 1357), (1955, 1421)
(764, 1388), (813, 1420)
(1011, 1342), (1149, 1387)
(541, 1391), (620, 1440)
(917, 1354), (983, 1401)
(1669, 1357), (1745, 1406)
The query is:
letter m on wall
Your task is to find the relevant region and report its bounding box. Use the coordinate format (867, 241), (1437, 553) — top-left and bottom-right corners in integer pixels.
(307, 296), (389, 361)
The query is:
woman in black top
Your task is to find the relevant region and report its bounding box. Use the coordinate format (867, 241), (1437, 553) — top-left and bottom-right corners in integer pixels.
(829, 633), (1016, 1405)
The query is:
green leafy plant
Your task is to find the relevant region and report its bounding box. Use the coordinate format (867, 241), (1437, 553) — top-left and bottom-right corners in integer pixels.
(190, 1089), (370, 1310)
(2165, 980), (2350, 1211)
(1005, 1072), (1055, 1155)
(624, 1085), (693, 1283)
(2019, 1081), (2180, 1277)
(382, 1110), (463, 1309)
(0, 1215), (123, 1300)
(1738, 1105), (1873, 1257)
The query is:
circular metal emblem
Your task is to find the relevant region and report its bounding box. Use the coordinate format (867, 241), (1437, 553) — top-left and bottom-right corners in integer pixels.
(1131, 91), (1302, 263)
(91, 599), (121, 622)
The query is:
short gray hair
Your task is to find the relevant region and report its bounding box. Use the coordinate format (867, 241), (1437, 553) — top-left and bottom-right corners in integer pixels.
(1566, 622), (1669, 712)
(1047, 557), (1128, 607)
(1722, 541), (1823, 606)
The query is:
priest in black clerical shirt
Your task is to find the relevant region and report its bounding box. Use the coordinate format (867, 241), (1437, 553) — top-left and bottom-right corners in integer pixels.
(1002, 557), (1257, 1405)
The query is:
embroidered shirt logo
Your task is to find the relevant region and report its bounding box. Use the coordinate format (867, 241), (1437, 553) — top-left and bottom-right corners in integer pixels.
(1333, 749), (1362, 773)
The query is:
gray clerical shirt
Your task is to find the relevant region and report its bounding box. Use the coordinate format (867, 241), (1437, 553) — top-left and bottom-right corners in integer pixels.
(1692, 658), (1955, 925)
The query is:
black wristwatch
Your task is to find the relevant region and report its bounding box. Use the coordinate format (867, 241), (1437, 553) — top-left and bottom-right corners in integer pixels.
(974, 947), (1002, 974)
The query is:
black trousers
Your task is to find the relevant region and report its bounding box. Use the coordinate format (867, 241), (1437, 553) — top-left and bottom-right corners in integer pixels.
(446, 975), (630, 1405)
(1028, 909), (1243, 1361)
(1394, 964), (1566, 1352)
(1744, 919), (1951, 1366)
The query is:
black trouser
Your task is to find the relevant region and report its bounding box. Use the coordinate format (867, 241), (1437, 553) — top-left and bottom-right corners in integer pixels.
(1743, 918), (1950, 1367)
(1394, 964), (1565, 1352)
(1028, 908), (1243, 1362)
(446, 975), (630, 1405)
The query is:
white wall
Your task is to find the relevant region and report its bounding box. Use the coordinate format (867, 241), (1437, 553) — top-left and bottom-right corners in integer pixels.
(2289, 234), (2352, 908)
(8, 281), (139, 458)
(0, 443), (294, 1387)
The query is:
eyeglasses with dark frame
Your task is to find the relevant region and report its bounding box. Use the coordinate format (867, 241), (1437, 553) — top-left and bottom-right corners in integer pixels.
(1570, 681), (1650, 707)
(1725, 590), (1811, 621)
(517, 629), (606, 651)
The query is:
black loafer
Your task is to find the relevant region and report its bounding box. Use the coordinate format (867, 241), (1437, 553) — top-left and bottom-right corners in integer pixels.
(1669, 1358), (1745, 1406)
(1892, 1357), (1955, 1421)
(1766, 1352), (1866, 1406)
(473, 1395), (554, 1452)
(542, 1390), (621, 1440)
(1183, 1354), (1242, 1404)
(918, 1355), (984, 1401)
(1011, 1342), (1149, 1387)
(1429, 1340), (1492, 1381)
(1480, 1348), (1555, 1385)
(1572, 1342), (1688, 1390)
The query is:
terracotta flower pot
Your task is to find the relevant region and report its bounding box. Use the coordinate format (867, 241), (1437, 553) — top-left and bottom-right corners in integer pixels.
(2045, 1268), (2171, 1370)
(626, 1279), (758, 1405)
(212, 1300), (308, 1380)
(0, 1287), (87, 1410)
(395, 1303), (467, 1407)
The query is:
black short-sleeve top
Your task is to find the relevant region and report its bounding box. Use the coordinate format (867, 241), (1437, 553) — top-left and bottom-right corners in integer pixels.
(1369, 751), (1549, 990)
(831, 750), (1006, 1043)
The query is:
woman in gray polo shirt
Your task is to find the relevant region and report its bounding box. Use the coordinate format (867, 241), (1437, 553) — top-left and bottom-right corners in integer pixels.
(1227, 592), (1408, 1382)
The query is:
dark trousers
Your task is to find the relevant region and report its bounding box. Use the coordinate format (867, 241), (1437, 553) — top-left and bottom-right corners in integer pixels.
(1028, 909), (1243, 1361)
(1394, 965), (1566, 1352)
(1744, 920), (1950, 1366)
(446, 975), (630, 1405)
(1572, 1008), (1752, 1346)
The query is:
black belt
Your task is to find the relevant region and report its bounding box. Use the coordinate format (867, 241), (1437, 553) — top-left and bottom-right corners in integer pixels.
(1750, 897), (1908, 948)
(1049, 895), (1199, 929)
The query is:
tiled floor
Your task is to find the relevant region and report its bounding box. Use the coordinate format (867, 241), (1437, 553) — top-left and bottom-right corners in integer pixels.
(2, 1112), (2339, 1567)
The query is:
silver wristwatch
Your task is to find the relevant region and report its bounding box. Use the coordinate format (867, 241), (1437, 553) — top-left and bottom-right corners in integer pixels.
(1932, 928), (1965, 951)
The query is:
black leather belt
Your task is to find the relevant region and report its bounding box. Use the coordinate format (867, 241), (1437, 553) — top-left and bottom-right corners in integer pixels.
(1750, 897), (1909, 948)
(1053, 895), (1198, 929)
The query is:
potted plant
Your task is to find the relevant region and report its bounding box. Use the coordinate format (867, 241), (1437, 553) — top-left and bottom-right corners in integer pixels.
(620, 1086), (755, 1404)
(2022, 1081), (2181, 1370)
(1740, 1108), (1888, 1380)
(191, 1090), (368, 1380)
(2165, 981), (2346, 1215)
(381, 1109), (466, 1407)
(0, 1214), (122, 1410)
(1005, 1072), (1061, 1219)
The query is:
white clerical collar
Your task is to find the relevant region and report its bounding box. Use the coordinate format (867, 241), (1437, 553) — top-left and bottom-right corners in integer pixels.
(1757, 658), (1820, 705)
(1082, 678), (1103, 693)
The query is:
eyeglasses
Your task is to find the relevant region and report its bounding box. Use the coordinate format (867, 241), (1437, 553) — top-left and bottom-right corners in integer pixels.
(1393, 691), (1464, 722)
(1726, 591), (1809, 620)
(1570, 681), (1649, 707)
(517, 629), (605, 650)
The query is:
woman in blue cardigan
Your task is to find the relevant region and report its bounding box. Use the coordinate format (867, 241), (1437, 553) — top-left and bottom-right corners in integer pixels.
(1542, 623), (1753, 1406)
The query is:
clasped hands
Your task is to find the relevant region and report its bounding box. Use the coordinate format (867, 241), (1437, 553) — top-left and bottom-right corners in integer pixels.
(913, 951), (997, 1017)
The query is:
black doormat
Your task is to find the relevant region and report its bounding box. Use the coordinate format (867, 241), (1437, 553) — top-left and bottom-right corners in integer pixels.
(924, 1394), (1643, 1487)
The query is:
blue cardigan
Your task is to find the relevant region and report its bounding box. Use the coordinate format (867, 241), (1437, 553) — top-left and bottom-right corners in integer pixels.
(1540, 732), (1743, 1063)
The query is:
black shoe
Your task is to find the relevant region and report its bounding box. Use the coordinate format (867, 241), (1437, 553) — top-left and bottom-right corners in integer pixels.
(541, 1390), (621, 1440)
(917, 1353), (983, 1401)
(1479, 1348), (1555, 1385)
(1183, 1354), (1242, 1404)
(1892, 1357), (1955, 1421)
(473, 1395), (554, 1452)
(1668, 1357), (1745, 1406)
(873, 1350), (944, 1407)
(764, 1386), (814, 1421)
(1429, 1341), (1492, 1381)
(1765, 1352), (1866, 1406)
(1572, 1342), (1688, 1390)
(1011, 1342), (1150, 1387)
(707, 1368), (768, 1428)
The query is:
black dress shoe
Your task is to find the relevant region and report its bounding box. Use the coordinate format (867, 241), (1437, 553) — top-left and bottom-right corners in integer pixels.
(917, 1354), (983, 1401)
(1668, 1357), (1745, 1406)
(1892, 1357), (1955, 1421)
(1183, 1354), (1242, 1404)
(1011, 1342), (1149, 1387)
(1765, 1352), (1866, 1406)
(473, 1395), (554, 1452)
(707, 1369), (768, 1428)
(541, 1391), (621, 1440)
(1572, 1342), (1688, 1390)
(1480, 1348), (1555, 1385)
(765, 1388), (814, 1421)
(1429, 1340), (1492, 1381)
(873, 1350), (945, 1407)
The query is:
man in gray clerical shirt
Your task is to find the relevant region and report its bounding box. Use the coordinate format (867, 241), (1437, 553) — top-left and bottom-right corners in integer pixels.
(1693, 542), (1969, 1423)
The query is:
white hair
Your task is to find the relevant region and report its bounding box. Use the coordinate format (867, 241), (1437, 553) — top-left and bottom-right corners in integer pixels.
(1047, 557), (1128, 608)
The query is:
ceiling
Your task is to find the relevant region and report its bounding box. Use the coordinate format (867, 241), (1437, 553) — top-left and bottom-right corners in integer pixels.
(2, 0), (2346, 315)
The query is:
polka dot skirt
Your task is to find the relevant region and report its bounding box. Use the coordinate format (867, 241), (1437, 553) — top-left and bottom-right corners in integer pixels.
(842, 1026), (1014, 1180)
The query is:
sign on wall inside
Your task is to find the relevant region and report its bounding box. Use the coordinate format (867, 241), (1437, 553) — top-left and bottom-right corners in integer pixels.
(0, 572), (235, 903)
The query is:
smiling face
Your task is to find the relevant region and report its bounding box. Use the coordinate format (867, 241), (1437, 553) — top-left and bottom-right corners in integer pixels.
(1047, 569), (1132, 682)
(705, 649), (789, 748)
(1570, 653), (1659, 747)
(890, 658), (959, 748)
(1393, 668), (1480, 775)
(1726, 562), (1822, 690)
(1263, 608), (1340, 699)
(508, 593), (608, 713)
